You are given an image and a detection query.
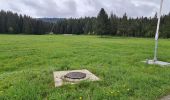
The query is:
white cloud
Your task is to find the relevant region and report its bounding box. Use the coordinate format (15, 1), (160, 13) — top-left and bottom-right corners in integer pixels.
(0, 0), (170, 18)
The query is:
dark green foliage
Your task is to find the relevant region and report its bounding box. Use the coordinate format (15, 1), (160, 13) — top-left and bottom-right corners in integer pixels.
(160, 13), (170, 38)
(95, 8), (111, 36)
(0, 10), (6, 33)
(110, 13), (118, 35)
(0, 10), (51, 34)
(0, 9), (170, 38)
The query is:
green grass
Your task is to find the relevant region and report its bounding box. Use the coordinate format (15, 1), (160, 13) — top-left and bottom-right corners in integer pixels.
(0, 34), (170, 100)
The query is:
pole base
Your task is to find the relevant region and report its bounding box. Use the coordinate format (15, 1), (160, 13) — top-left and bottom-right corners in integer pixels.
(145, 60), (170, 66)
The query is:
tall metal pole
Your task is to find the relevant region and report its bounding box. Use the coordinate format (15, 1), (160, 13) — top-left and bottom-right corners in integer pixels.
(154, 0), (164, 62)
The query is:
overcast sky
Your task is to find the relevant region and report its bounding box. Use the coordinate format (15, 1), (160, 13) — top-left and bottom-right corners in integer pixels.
(0, 0), (170, 18)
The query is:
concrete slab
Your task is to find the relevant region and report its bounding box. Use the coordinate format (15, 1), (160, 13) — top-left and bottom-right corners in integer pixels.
(53, 69), (100, 87)
(160, 95), (170, 100)
(143, 60), (170, 66)
(63, 34), (73, 36)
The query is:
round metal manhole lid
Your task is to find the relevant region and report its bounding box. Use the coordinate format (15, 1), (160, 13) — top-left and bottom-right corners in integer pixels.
(64, 72), (86, 79)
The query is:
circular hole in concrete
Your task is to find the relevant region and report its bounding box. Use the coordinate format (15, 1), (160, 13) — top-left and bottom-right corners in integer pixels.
(64, 72), (86, 79)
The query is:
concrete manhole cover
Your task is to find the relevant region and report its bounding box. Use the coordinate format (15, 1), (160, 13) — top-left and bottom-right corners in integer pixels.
(53, 69), (100, 87)
(64, 72), (86, 79)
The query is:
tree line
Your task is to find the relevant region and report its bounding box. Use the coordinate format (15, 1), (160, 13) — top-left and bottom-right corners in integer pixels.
(0, 10), (51, 34)
(0, 8), (170, 38)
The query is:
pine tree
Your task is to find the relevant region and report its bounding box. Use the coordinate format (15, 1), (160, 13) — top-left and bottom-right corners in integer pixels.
(1, 10), (170, 38)
(95, 8), (111, 36)
(110, 13), (118, 35)
(0, 10), (6, 33)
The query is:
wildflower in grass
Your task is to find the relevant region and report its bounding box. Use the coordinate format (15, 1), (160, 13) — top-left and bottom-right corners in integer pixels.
(127, 88), (130, 91)
(110, 91), (117, 96)
(79, 96), (82, 100)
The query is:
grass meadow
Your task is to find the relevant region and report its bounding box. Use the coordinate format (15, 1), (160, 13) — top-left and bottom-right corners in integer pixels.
(0, 35), (170, 100)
